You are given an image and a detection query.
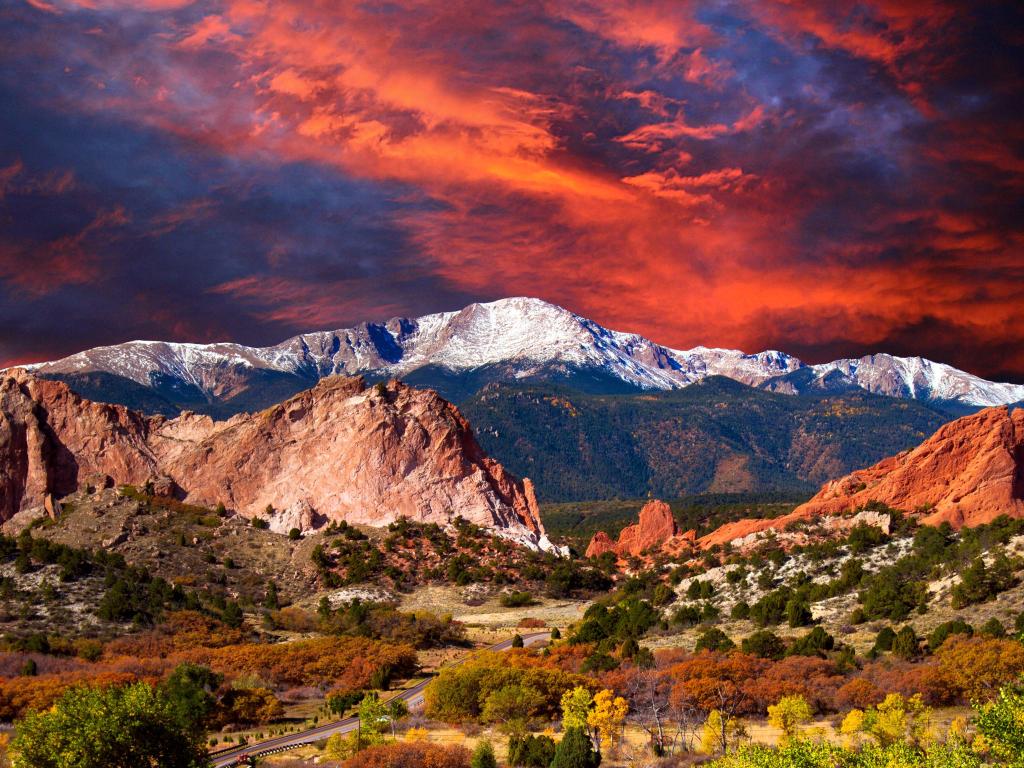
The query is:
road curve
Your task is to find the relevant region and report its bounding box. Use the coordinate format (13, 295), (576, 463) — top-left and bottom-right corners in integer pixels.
(210, 631), (550, 767)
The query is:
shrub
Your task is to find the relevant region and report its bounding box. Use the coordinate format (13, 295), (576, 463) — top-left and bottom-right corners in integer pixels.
(979, 617), (1006, 638)
(507, 734), (556, 767)
(695, 627), (735, 653)
(470, 740), (497, 768)
(550, 727), (599, 768)
(741, 631), (786, 660)
(891, 626), (920, 660)
(341, 741), (471, 768)
(500, 592), (536, 608)
(928, 619), (972, 651)
(786, 627), (834, 657)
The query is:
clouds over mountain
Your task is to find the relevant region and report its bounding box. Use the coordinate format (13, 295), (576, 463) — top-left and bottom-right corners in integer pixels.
(1, 0), (1021, 381)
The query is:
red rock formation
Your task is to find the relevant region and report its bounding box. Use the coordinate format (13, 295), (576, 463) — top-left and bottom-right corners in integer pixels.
(0, 370), (550, 547)
(0, 371), (156, 517)
(794, 405), (1024, 528)
(585, 499), (685, 558)
(700, 406), (1024, 548)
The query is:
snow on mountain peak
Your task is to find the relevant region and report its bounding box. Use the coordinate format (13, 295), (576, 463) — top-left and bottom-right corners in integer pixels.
(18, 297), (1024, 409)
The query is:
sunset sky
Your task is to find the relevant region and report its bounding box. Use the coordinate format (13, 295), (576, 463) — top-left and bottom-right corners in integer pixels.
(1, 1), (1022, 380)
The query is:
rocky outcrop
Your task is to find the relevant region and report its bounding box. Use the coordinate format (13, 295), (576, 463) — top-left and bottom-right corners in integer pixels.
(0, 371), (157, 517)
(699, 406), (1024, 548)
(791, 406), (1024, 528)
(0, 370), (551, 549)
(586, 499), (696, 559)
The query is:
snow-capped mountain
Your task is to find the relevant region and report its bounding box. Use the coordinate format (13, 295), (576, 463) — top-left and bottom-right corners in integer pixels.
(18, 297), (1024, 414)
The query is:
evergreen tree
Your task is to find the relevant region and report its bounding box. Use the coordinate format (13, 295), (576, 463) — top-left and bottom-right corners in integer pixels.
(550, 727), (600, 768)
(470, 740), (497, 768)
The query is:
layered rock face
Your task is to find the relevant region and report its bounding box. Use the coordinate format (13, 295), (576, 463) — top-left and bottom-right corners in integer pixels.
(589, 407), (1024, 558)
(0, 370), (551, 548)
(585, 500), (696, 559)
(699, 406), (1024, 548)
(791, 405), (1024, 528)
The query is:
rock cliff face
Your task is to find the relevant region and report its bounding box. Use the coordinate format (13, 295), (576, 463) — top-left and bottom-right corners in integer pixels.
(585, 499), (695, 559)
(699, 406), (1024, 548)
(0, 370), (552, 549)
(589, 407), (1024, 558)
(790, 405), (1024, 528)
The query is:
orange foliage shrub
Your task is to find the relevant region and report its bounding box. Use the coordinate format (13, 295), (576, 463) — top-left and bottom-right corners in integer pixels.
(835, 677), (884, 710)
(0, 671), (136, 720)
(104, 611), (245, 658)
(183, 636), (418, 691)
(933, 636), (1024, 702)
(341, 740), (470, 768)
(669, 651), (771, 716)
(747, 656), (844, 713)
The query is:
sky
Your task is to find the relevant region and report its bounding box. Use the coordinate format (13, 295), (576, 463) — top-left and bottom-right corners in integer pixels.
(0, 1), (1022, 381)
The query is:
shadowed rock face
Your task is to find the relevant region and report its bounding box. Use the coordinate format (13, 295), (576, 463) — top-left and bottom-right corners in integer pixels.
(0, 370), (548, 547)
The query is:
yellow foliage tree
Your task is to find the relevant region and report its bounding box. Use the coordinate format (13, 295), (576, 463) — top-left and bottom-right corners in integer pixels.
(560, 686), (593, 731)
(766, 694), (813, 743)
(849, 693), (934, 747)
(700, 709), (744, 755)
(839, 709), (865, 749)
(586, 689), (627, 754)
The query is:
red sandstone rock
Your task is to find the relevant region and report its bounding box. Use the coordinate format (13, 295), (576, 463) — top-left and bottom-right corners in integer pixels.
(699, 405), (1024, 548)
(0, 370), (548, 546)
(585, 499), (683, 558)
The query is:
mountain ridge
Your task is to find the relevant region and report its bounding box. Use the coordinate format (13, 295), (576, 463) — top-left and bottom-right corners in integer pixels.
(17, 297), (1024, 416)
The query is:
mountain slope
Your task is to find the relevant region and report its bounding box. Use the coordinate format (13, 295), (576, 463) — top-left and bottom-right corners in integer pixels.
(458, 377), (949, 501)
(0, 370), (552, 550)
(21, 297), (1024, 415)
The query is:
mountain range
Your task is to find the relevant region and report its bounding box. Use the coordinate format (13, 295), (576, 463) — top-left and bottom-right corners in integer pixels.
(19, 297), (1024, 416)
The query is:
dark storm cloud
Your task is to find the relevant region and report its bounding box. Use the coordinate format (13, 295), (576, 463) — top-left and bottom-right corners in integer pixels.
(0, 0), (1021, 381)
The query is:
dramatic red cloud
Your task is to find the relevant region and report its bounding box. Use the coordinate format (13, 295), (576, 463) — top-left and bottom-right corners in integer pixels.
(0, 0), (1021, 381)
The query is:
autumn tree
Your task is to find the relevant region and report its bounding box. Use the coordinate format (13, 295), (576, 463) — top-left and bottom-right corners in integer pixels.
(587, 689), (627, 755)
(975, 680), (1024, 767)
(934, 636), (1024, 702)
(766, 694), (812, 743)
(481, 684), (544, 734)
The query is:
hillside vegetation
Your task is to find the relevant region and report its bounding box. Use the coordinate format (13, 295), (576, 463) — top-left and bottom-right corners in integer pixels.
(462, 378), (947, 501)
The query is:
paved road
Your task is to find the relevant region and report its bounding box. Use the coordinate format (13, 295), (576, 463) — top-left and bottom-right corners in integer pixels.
(210, 631), (550, 767)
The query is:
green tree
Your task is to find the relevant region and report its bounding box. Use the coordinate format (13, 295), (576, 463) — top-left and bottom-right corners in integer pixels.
(160, 663), (222, 730)
(891, 626), (919, 660)
(928, 619), (972, 651)
(508, 734), (557, 767)
(481, 684), (543, 734)
(560, 686), (593, 730)
(11, 682), (209, 768)
(741, 630), (786, 660)
(975, 680), (1024, 767)
(550, 727), (600, 768)
(357, 692), (390, 746)
(695, 627), (735, 652)
(471, 739), (497, 768)
(785, 598), (812, 628)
